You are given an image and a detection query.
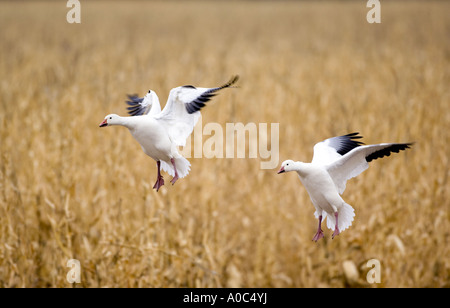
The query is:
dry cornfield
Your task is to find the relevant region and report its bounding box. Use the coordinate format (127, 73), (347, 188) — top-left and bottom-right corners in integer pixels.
(0, 1), (449, 288)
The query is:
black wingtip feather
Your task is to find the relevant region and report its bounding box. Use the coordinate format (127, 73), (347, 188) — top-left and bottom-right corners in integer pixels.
(345, 132), (363, 139)
(185, 104), (198, 114)
(125, 94), (146, 116)
(365, 143), (413, 162)
(224, 75), (239, 88)
(335, 132), (365, 156)
(184, 76), (239, 114)
(182, 85), (196, 89)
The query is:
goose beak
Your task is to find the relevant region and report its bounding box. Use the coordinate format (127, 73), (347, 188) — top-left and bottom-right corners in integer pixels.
(99, 119), (108, 127)
(277, 166), (285, 174)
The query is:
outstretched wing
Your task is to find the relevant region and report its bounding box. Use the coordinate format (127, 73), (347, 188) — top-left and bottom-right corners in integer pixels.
(154, 75), (239, 147)
(312, 132), (364, 165)
(326, 142), (413, 194)
(125, 90), (161, 116)
(182, 75), (239, 114)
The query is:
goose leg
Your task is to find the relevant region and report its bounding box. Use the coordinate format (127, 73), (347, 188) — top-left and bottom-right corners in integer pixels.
(312, 215), (324, 242)
(153, 161), (164, 192)
(332, 212), (340, 239)
(170, 158), (179, 185)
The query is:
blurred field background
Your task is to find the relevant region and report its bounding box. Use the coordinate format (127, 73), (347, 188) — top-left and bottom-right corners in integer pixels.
(0, 0), (448, 287)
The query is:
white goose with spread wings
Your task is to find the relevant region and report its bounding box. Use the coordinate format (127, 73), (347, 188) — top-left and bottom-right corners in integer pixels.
(99, 75), (239, 191)
(277, 133), (413, 241)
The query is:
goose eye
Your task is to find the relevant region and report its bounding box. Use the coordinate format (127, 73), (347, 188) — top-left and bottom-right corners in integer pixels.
(109, 117), (112, 119)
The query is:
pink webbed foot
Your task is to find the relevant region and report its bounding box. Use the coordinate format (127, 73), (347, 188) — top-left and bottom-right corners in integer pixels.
(332, 227), (340, 239)
(153, 176), (164, 192)
(312, 215), (324, 242)
(332, 212), (340, 239)
(153, 161), (164, 192)
(312, 229), (324, 242)
(170, 158), (179, 185)
(170, 175), (179, 185)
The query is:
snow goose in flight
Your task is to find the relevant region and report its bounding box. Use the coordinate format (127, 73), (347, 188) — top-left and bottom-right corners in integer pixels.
(99, 75), (239, 191)
(277, 133), (413, 241)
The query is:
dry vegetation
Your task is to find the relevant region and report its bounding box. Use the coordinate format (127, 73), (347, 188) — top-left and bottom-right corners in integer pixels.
(0, 1), (449, 287)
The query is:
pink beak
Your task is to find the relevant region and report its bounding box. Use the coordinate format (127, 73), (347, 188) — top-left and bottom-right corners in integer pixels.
(99, 119), (108, 127)
(277, 166), (285, 174)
